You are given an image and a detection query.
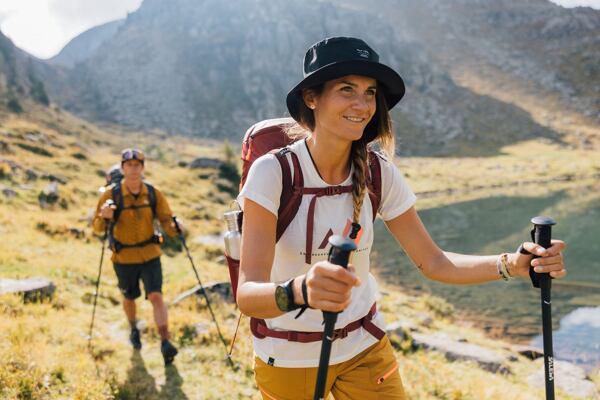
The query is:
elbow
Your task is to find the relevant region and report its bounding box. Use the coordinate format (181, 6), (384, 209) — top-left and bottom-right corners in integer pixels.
(235, 284), (251, 316)
(416, 254), (447, 282)
(418, 263), (439, 281)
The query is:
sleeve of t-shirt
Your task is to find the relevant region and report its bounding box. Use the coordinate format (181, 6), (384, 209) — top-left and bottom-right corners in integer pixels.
(237, 154), (282, 217)
(377, 155), (417, 221)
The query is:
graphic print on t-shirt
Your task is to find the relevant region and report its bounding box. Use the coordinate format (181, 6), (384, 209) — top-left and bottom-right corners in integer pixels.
(317, 219), (363, 250)
(317, 228), (334, 249)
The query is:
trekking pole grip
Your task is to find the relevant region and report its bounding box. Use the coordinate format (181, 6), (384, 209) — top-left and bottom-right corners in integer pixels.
(314, 235), (357, 400)
(172, 215), (183, 236)
(323, 236), (357, 320)
(529, 216), (556, 287)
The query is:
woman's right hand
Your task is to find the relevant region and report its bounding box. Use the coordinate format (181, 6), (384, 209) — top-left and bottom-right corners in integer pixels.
(100, 200), (116, 220)
(303, 261), (361, 312)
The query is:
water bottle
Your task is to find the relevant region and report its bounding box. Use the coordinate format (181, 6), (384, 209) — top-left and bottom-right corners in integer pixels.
(223, 210), (242, 260)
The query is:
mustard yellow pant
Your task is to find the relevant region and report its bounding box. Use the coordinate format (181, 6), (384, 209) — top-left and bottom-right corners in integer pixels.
(255, 336), (406, 400)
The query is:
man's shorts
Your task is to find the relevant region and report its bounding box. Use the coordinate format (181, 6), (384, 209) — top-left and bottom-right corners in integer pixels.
(113, 257), (162, 300)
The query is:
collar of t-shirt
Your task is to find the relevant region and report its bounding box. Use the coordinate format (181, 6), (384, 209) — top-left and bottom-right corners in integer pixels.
(299, 138), (353, 187)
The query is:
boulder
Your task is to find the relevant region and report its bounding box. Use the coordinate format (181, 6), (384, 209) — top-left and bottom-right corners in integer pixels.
(0, 277), (56, 302)
(1, 186), (17, 198)
(508, 344), (544, 360)
(25, 169), (39, 181)
(527, 360), (599, 399)
(41, 173), (69, 184)
(387, 320), (419, 341)
(412, 332), (510, 374)
(192, 233), (224, 246)
(189, 157), (222, 169)
(39, 182), (59, 207)
(171, 281), (233, 305)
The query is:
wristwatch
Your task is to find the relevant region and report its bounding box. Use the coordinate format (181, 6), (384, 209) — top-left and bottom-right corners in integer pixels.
(275, 278), (300, 312)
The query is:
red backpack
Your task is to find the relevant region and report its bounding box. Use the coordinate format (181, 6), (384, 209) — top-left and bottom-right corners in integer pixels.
(226, 117), (383, 301)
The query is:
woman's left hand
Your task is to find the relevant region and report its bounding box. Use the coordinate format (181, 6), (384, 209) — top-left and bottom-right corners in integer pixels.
(508, 240), (567, 279)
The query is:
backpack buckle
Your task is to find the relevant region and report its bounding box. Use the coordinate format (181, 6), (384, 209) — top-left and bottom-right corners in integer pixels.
(330, 326), (349, 341)
(325, 186), (342, 196)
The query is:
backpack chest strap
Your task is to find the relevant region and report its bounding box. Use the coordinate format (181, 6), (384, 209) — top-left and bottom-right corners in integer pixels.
(303, 185), (353, 265)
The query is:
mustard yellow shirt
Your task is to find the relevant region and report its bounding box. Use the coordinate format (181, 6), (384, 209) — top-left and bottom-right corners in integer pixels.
(93, 181), (177, 264)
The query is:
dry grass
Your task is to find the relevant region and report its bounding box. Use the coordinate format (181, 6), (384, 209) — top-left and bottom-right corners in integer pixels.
(1, 104), (598, 399)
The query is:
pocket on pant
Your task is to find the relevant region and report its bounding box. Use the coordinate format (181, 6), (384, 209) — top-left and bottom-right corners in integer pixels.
(376, 361), (399, 385)
(368, 337), (402, 387)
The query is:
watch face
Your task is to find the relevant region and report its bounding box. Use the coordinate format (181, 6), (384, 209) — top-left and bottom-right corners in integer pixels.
(275, 285), (290, 312)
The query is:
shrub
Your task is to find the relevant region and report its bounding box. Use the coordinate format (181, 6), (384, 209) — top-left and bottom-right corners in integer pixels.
(7, 98), (23, 114)
(16, 143), (53, 157)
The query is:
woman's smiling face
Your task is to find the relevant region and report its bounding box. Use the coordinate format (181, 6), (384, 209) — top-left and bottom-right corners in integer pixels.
(306, 74), (377, 142)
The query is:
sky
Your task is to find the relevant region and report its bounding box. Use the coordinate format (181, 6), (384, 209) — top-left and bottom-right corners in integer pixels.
(0, 0), (143, 59)
(0, 0), (599, 60)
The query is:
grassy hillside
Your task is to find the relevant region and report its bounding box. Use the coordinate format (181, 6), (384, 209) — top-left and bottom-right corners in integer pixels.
(0, 103), (598, 399)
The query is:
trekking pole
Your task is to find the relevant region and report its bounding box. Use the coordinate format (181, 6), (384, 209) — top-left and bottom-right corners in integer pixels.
(172, 216), (236, 370)
(88, 217), (112, 349)
(314, 235), (357, 400)
(529, 216), (556, 400)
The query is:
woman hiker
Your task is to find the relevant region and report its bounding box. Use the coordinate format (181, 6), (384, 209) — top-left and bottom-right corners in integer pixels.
(236, 37), (567, 399)
(93, 148), (181, 365)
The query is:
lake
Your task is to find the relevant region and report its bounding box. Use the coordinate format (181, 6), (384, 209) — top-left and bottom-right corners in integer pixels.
(372, 184), (600, 371)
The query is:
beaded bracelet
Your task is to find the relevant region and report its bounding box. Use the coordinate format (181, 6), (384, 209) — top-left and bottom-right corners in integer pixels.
(496, 253), (512, 281)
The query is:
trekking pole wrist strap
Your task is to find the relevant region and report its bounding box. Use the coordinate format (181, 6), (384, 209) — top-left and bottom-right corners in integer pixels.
(294, 276), (312, 319)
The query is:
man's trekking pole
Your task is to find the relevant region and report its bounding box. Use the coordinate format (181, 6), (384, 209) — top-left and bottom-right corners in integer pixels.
(88, 217), (112, 349)
(529, 216), (556, 400)
(313, 235), (357, 400)
(172, 216), (235, 370)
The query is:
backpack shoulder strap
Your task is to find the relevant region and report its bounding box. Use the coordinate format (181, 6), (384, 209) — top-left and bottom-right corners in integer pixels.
(273, 147), (303, 242)
(144, 182), (157, 219)
(111, 183), (123, 223)
(366, 150), (382, 222)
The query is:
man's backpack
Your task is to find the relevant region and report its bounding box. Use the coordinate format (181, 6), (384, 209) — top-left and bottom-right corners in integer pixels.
(105, 164), (124, 187)
(226, 117), (383, 301)
(108, 182), (162, 253)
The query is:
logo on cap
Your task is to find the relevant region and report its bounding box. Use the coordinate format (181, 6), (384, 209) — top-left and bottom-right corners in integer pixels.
(356, 49), (370, 58)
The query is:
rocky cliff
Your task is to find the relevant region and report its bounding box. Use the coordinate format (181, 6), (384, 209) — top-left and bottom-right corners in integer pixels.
(39, 0), (600, 155)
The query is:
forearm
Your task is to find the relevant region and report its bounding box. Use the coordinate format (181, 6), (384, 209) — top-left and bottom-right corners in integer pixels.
(237, 278), (306, 319)
(424, 251), (502, 284)
(156, 192), (177, 236)
(236, 281), (282, 319)
(92, 215), (106, 234)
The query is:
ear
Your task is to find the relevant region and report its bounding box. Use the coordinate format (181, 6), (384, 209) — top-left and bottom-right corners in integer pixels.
(302, 90), (317, 110)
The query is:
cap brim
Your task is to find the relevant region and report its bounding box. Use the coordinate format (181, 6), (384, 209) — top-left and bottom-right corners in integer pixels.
(286, 60), (405, 123)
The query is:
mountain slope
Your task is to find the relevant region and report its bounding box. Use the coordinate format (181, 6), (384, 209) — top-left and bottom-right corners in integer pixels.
(42, 0), (600, 155)
(49, 19), (125, 67)
(0, 31), (50, 110)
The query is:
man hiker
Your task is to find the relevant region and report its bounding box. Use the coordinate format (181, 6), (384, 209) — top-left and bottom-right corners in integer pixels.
(93, 148), (181, 365)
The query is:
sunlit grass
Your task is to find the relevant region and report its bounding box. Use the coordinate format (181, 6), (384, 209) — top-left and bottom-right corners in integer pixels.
(1, 105), (597, 398)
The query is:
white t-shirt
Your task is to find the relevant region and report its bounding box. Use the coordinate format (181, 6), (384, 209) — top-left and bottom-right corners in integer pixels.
(238, 139), (416, 368)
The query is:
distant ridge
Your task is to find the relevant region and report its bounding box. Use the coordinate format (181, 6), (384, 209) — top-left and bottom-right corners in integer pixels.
(49, 19), (125, 67)
(37, 0), (600, 155)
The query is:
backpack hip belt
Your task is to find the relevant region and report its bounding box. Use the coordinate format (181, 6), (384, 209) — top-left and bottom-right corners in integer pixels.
(250, 303), (384, 343)
(110, 233), (163, 253)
